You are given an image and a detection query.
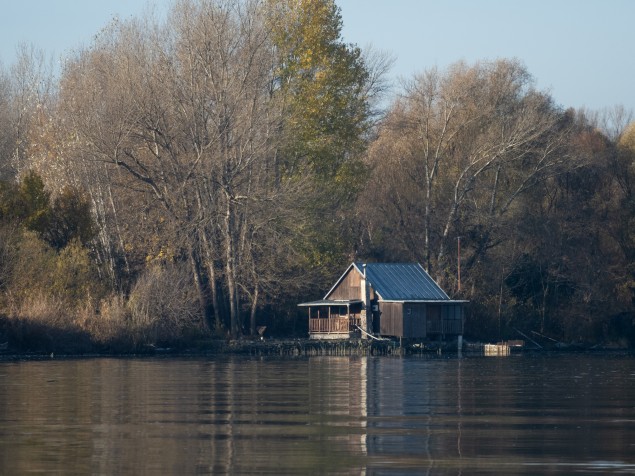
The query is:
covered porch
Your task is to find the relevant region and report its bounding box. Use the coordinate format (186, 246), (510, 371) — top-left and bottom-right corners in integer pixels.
(298, 300), (363, 339)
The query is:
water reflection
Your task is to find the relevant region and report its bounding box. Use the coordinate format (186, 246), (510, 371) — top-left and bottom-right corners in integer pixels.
(0, 354), (634, 474)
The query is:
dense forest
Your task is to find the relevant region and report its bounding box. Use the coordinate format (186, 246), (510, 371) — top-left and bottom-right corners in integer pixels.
(1, 0), (634, 352)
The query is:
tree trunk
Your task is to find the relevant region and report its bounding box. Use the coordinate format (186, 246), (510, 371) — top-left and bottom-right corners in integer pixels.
(223, 193), (239, 338)
(188, 244), (213, 332)
(424, 176), (432, 272)
(201, 231), (222, 332)
(250, 283), (259, 336)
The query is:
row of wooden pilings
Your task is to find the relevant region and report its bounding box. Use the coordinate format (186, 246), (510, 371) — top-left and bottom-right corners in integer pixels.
(225, 336), (518, 357)
(227, 338), (472, 357)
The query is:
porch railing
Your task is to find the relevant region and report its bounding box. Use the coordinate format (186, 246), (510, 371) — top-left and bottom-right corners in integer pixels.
(309, 317), (353, 334)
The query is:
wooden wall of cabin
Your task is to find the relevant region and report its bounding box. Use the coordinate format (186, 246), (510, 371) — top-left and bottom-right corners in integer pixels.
(327, 268), (378, 301)
(403, 303), (427, 338)
(426, 304), (441, 334)
(441, 303), (464, 334)
(378, 302), (403, 337)
(378, 302), (427, 338)
(377, 302), (464, 339)
(328, 269), (361, 300)
(427, 303), (464, 335)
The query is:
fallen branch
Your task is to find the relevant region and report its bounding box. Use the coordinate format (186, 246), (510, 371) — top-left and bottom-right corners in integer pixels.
(514, 328), (542, 349)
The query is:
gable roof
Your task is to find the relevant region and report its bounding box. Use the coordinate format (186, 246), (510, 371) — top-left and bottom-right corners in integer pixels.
(325, 262), (451, 302)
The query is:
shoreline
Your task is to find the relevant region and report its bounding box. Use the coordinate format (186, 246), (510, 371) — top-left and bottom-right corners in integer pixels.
(1, 337), (632, 361)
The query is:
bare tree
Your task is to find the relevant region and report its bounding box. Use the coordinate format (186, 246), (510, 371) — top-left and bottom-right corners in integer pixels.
(0, 66), (13, 180)
(7, 44), (55, 178)
(361, 59), (574, 286)
(55, 0), (309, 337)
(581, 104), (633, 142)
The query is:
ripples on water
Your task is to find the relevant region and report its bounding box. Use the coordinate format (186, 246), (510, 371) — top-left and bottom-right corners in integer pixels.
(0, 353), (634, 474)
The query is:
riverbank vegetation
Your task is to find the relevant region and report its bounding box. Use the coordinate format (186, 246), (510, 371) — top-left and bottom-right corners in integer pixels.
(1, 0), (634, 353)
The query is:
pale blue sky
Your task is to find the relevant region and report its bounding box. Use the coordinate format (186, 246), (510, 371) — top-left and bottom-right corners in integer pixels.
(1, 0), (633, 112)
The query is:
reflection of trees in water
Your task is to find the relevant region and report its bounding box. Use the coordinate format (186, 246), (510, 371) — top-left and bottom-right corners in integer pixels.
(0, 358), (371, 473)
(2, 356), (635, 474)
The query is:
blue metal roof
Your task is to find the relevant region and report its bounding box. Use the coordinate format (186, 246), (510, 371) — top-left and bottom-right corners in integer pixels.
(353, 262), (450, 301)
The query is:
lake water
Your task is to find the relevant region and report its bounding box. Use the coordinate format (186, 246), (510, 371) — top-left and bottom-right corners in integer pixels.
(0, 353), (634, 475)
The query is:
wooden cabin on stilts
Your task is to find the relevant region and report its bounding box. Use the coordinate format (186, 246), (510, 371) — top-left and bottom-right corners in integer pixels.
(299, 262), (467, 341)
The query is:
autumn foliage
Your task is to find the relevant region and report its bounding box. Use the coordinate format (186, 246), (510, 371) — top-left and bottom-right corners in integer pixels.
(0, 0), (634, 352)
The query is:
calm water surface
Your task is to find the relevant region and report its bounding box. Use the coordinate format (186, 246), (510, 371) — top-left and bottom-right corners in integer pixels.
(0, 353), (634, 474)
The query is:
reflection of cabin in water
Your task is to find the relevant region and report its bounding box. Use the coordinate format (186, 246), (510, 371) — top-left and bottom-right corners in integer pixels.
(298, 262), (467, 340)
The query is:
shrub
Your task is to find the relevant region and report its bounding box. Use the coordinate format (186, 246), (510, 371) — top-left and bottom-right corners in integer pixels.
(52, 239), (105, 307)
(7, 230), (55, 302)
(0, 224), (18, 293)
(127, 262), (203, 344)
(6, 292), (92, 353)
(79, 294), (136, 352)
